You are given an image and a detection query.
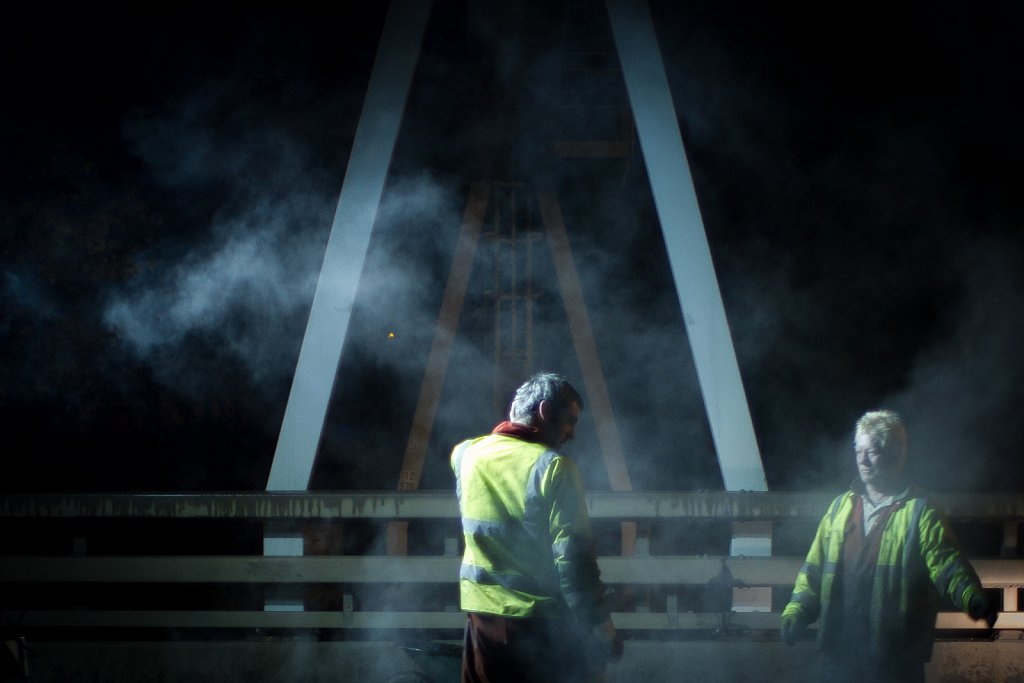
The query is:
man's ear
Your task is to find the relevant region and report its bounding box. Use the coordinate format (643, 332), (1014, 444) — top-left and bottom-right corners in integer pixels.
(537, 399), (553, 424)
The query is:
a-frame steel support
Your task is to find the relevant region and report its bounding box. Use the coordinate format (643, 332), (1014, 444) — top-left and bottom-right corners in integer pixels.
(266, 0), (770, 609)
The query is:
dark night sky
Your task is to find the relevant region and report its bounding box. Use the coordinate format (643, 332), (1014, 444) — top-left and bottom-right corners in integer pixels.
(2, 1), (1023, 496)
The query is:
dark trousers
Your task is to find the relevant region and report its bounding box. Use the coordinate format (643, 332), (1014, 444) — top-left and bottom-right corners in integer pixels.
(462, 613), (603, 683)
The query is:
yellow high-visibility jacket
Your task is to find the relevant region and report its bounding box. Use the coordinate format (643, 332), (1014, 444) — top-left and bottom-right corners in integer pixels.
(451, 433), (609, 627)
(783, 484), (984, 662)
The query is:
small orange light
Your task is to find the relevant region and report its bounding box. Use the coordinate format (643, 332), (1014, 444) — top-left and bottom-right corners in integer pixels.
(387, 332), (396, 341)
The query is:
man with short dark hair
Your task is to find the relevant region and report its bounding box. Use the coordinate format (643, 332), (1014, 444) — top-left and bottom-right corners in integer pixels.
(452, 372), (621, 683)
(781, 409), (997, 682)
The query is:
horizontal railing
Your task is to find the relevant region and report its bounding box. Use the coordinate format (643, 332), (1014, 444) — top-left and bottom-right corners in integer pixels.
(4, 491), (1024, 520)
(2, 555), (1022, 588)
(1, 491), (1022, 635)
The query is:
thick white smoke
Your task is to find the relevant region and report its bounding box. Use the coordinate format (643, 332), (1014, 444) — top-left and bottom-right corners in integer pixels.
(103, 196), (326, 390)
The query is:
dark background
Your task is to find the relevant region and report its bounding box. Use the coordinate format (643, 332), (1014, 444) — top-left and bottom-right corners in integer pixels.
(3, 1), (1023, 498)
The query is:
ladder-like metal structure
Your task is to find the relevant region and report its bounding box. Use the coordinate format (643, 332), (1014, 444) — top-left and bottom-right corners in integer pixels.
(487, 182), (538, 417)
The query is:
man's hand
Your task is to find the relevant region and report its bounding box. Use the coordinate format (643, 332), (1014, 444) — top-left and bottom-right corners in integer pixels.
(779, 613), (806, 646)
(592, 618), (624, 662)
(968, 592), (999, 628)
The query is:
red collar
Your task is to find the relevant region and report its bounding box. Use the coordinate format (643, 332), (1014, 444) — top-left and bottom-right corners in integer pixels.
(491, 421), (548, 445)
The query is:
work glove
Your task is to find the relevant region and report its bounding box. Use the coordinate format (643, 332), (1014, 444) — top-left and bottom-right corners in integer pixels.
(592, 618), (624, 662)
(968, 592), (998, 628)
(779, 613), (806, 646)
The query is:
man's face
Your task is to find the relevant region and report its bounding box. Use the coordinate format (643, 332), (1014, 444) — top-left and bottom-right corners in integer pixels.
(854, 431), (904, 487)
(540, 400), (580, 449)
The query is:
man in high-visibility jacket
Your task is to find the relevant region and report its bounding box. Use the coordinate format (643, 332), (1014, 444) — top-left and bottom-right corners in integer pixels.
(781, 409), (998, 682)
(452, 372), (622, 683)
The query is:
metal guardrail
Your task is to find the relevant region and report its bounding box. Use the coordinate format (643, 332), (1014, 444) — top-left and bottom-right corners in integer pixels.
(3, 491), (1023, 520)
(2, 492), (1022, 634)
(4, 609), (1021, 632)
(2, 556), (1022, 587)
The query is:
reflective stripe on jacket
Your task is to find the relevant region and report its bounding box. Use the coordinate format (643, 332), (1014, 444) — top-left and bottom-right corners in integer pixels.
(782, 485), (984, 662)
(452, 433), (608, 626)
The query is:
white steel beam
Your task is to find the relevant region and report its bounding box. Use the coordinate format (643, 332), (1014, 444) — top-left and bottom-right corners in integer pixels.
(605, 0), (766, 494)
(266, 0), (432, 492)
(262, 0), (431, 613)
